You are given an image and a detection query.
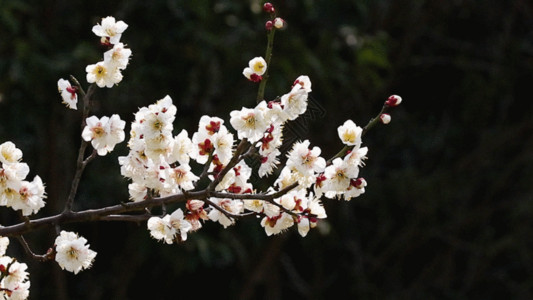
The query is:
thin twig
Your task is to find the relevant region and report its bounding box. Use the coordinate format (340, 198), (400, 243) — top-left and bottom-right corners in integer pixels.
(16, 236), (52, 262)
(327, 103), (390, 165)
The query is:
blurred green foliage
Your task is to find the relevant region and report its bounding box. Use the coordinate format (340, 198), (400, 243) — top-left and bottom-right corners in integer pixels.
(1, 0), (533, 299)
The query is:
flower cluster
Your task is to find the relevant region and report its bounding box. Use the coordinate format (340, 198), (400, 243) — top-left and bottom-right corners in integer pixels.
(119, 95), (200, 201)
(0, 9), (404, 299)
(0, 237), (30, 300)
(86, 16), (131, 88)
(54, 231), (97, 275)
(0, 142), (46, 216)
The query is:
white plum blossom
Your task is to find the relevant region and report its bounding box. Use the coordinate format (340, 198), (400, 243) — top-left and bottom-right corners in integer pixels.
(147, 215), (175, 244)
(243, 57), (267, 82)
(344, 146), (368, 168)
(166, 164), (199, 192)
(297, 195), (327, 237)
(293, 75), (312, 93)
(261, 212), (294, 236)
(281, 84), (309, 120)
(286, 140), (326, 186)
(0, 142), (22, 165)
(323, 157), (359, 197)
(169, 129), (193, 165)
(86, 61), (123, 88)
(212, 130), (234, 166)
(82, 114), (126, 156)
(207, 198), (243, 228)
(92, 16), (128, 45)
(0, 256), (30, 300)
(337, 119), (362, 146)
(169, 209), (193, 242)
(190, 115), (226, 164)
(57, 78), (78, 110)
(258, 148), (281, 177)
(128, 182), (147, 202)
(230, 106), (268, 143)
(10, 176), (46, 216)
(54, 231), (97, 274)
(147, 209), (192, 243)
(103, 42), (132, 70)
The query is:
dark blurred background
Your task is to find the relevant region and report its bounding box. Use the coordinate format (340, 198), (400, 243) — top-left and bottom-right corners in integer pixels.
(1, 0), (533, 299)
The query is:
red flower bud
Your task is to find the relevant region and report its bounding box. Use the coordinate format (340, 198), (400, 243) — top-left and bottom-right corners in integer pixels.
(265, 20), (274, 31)
(385, 94), (402, 107)
(263, 3), (275, 13)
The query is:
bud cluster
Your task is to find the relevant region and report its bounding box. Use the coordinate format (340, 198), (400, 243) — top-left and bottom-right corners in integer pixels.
(263, 3), (285, 31)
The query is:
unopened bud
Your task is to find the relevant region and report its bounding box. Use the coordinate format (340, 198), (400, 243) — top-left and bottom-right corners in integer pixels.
(265, 20), (274, 31)
(273, 17), (285, 29)
(263, 3), (275, 13)
(380, 113), (391, 124)
(385, 94), (402, 107)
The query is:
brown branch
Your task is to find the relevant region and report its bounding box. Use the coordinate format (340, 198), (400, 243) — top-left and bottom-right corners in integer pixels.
(0, 190), (207, 237)
(16, 236), (52, 262)
(63, 79), (96, 213)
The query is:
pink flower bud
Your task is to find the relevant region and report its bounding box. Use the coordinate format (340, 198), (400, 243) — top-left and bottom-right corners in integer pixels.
(380, 113), (391, 124)
(385, 94), (402, 107)
(265, 20), (274, 31)
(273, 17), (285, 29)
(263, 3), (275, 13)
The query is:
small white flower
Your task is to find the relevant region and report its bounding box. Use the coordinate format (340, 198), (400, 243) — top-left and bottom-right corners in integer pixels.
(169, 129), (193, 165)
(281, 86), (308, 120)
(230, 107), (268, 143)
(286, 140), (326, 184)
(128, 182), (147, 202)
(293, 75), (312, 93)
(258, 148), (280, 178)
(248, 57), (267, 75)
(337, 120), (362, 146)
(321, 158), (359, 199)
(57, 78), (78, 110)
(82, 114), (126, 156)
(261, 212), (294, 236)
(166, 164), (199, 191)
(11, 176), (46, 216)
(212, 130), (234, 166)
(54, 231), (97, 274)
(147, 215), (175, 244)
(92, 16), (128, 45)
(86, 61), (123, 88)
(243, 57), (267, 82)
(169, 208), (193, 242)
(0, 141), (23, 164)
(103, 42), (132, 70)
